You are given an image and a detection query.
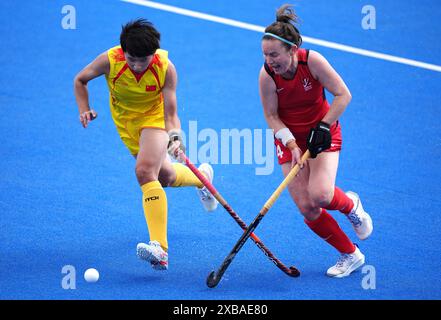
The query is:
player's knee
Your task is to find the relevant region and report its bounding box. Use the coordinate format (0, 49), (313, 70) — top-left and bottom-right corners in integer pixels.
(310, 187), (333, 208)
(299, 206), (321, 222)
(296, 200), (320, 217)
(135, 163), (158, 185)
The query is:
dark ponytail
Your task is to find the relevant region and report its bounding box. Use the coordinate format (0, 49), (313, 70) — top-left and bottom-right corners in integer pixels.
(263, 4), (302, 49)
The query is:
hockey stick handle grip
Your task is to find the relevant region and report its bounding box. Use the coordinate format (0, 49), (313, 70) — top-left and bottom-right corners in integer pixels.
(263, 150), (310, 211)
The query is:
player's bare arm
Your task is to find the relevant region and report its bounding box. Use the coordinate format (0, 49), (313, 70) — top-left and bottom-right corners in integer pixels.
(163, 60), (180, 131)
(163, 60), (184, 157)
(308, 50), (352, 125)
(259, 66), (286, 133)
(74, 52), (110, 128)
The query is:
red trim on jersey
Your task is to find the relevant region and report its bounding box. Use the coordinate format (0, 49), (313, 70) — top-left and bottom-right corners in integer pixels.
(110, 47), (126, 62)
(129, 67), (149, 82)
(127, 53), (162, 83)
(148, 65), (161, 89)
(113, 63), (129, 85)
(151, 53), (162, 68)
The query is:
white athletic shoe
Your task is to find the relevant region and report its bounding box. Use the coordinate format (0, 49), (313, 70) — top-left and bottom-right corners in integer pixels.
(196, 163), (218, 212)
(136, 241), (168, 271)
(326, 246), (365, 278)
(346, 191), (373, 240)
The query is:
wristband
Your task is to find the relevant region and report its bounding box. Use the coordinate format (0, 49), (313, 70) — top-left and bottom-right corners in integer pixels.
(275, 127), (295, 147)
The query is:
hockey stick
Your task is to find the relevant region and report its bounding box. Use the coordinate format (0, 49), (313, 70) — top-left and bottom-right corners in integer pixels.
(179, 152), (300, 279)
(206, 150), (310, 288)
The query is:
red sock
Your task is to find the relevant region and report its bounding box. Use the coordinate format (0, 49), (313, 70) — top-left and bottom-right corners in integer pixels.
(304, 209), (355, 254)
(325, 187), (354, 214)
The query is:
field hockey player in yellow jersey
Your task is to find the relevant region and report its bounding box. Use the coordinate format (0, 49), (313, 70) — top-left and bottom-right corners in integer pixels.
(74, 19), (218, 271)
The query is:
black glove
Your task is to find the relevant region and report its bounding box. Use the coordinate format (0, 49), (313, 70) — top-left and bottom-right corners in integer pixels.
(307, 121), (331, 158)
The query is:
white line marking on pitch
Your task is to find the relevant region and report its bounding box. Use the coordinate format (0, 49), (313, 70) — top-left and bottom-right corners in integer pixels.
(121, 0), (441, 73)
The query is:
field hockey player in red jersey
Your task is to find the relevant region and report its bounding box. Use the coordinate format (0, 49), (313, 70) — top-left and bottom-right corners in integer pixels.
(259, 4), (373, 278)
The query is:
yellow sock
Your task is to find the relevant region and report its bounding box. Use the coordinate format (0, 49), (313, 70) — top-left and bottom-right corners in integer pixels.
(141, 181), (168, 251)
(171, 163), (203, 188)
